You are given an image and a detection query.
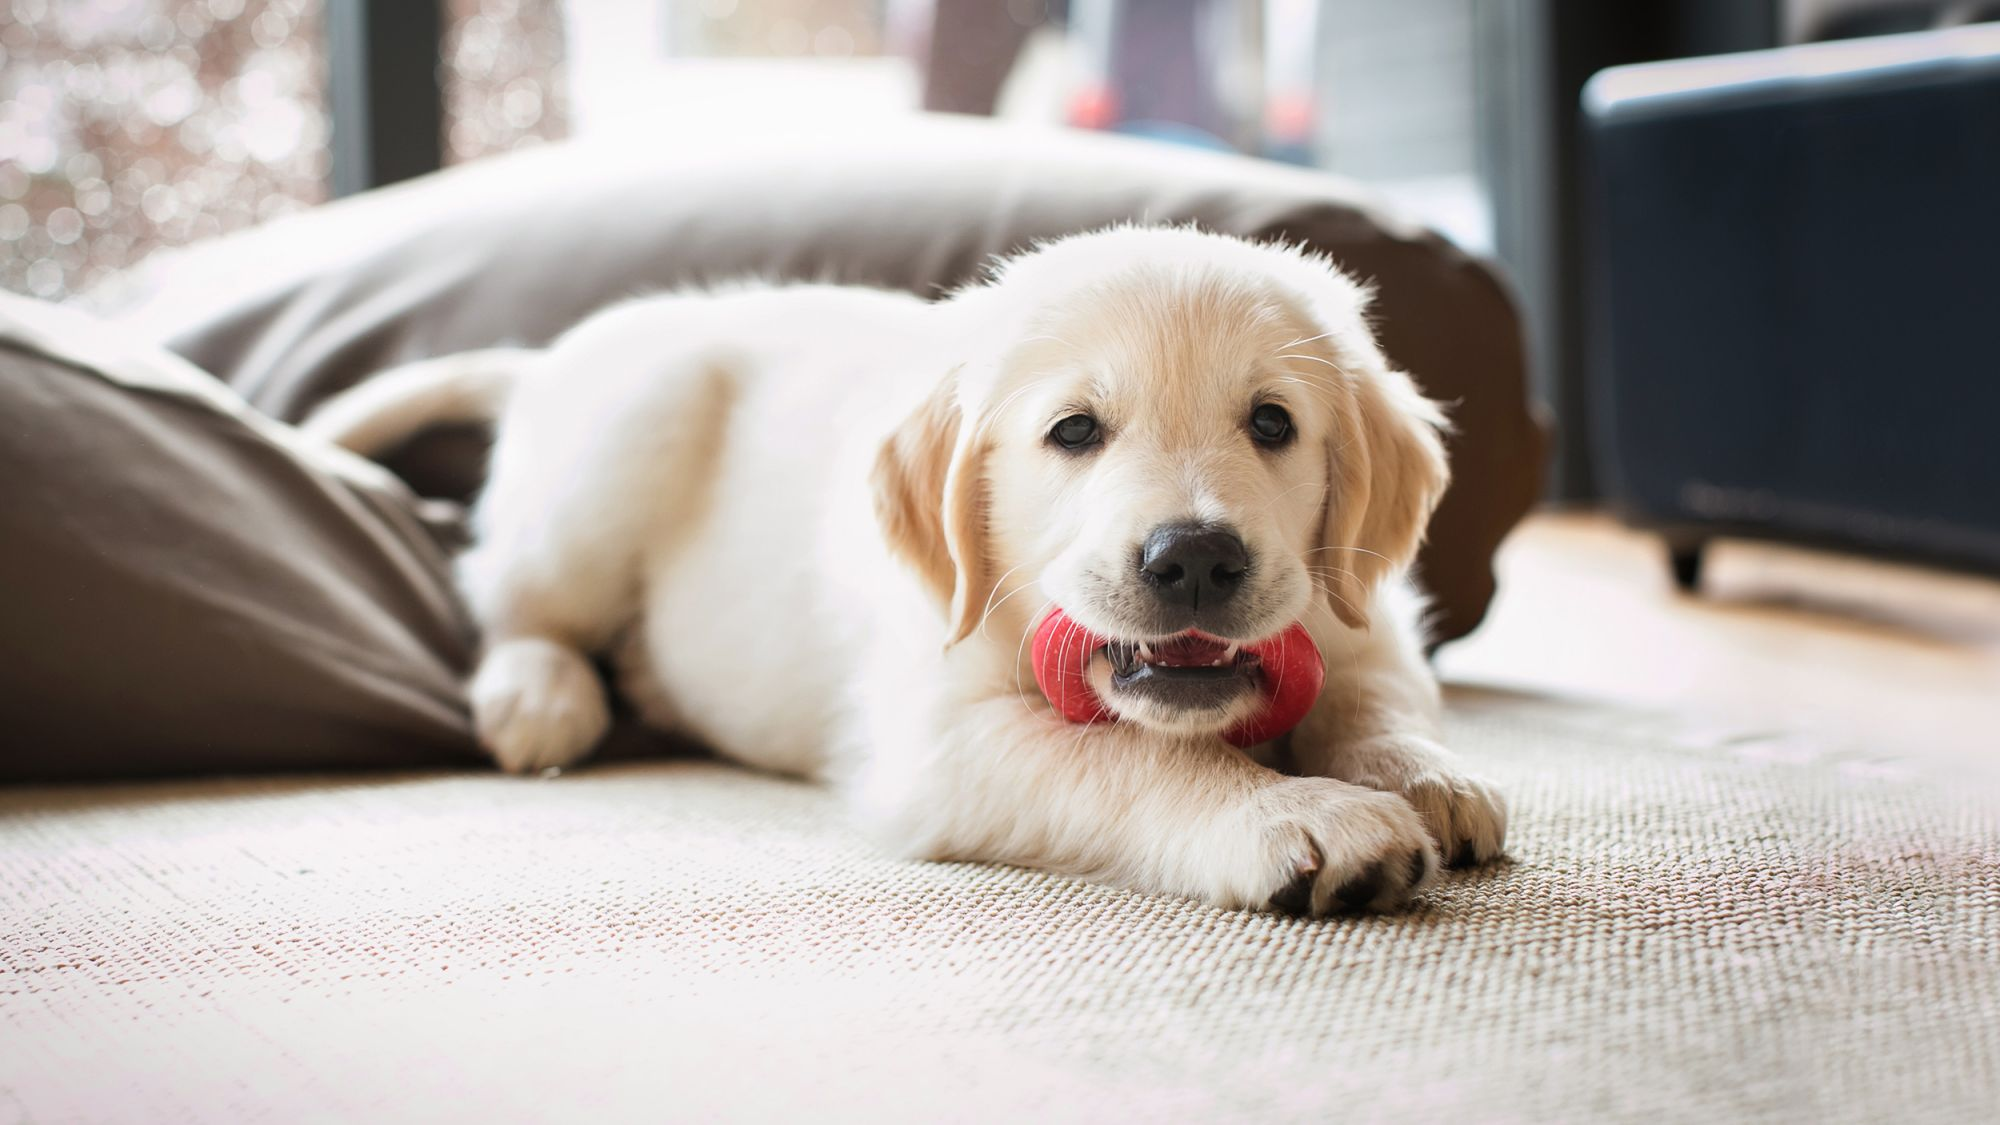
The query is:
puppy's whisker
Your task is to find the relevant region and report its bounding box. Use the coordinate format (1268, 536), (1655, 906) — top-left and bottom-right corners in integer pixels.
(1273, 329), (1338, 352)
(1302, 572), (1366, 624)
(982, 562), (1028, 611)
(1270, 376), (1340, 403)
(1273, 353), (1347, 372)
(1013, 596), (1059, 720)
(981, 578), (1040, 636)
(1304, 545), (1391, 564)
(1304, 566), (1362, 591)
(987, 378), (1056, 425)
(1013, 595), (1054, 670)
(1044, 612), (1096, 724)
(977, 561), (1032, 639)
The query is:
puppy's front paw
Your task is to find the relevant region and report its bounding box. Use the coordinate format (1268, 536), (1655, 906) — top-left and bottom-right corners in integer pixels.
(1230, 778), (1438, 917)
(1336, 735), (1507, 869)
(469, 638), (609, 774)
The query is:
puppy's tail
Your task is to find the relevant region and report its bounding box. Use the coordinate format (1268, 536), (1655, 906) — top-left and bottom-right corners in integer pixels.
(302, 347), (533, 458)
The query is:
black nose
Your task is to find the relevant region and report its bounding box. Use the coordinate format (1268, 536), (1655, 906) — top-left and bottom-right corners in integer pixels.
(1139, 522), (1249, 610)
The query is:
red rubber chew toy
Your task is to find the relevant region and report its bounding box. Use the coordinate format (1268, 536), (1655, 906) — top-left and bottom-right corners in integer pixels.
(1031, 609), (1326, 747)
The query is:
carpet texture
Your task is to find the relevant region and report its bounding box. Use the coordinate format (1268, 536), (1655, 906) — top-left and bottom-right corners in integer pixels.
(3, 690), (1996, 1123)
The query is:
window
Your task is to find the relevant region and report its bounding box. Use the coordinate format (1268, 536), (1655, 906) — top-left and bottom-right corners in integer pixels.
(0, 0), (330, 300)
(0, 0), (568, 301)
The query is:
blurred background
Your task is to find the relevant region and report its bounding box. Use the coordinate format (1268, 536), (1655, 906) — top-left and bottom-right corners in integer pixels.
(2, 0), (1996, 628)
(0, 0), (567, 301)
(5, 0), (1996, 498)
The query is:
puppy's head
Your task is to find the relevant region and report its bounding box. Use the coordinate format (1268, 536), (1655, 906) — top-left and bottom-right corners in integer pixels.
(875, 227), (1448, 736)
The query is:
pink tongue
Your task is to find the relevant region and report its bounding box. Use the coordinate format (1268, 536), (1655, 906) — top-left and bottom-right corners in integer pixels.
(1153, 634), (1231, 667)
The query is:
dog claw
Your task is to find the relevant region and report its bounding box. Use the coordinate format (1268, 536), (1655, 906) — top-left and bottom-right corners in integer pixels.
(1267, 842), (1322, 916)
(1333, 859), (1388, 912)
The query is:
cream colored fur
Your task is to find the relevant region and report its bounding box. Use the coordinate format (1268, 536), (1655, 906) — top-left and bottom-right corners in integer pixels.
(305, 227), (1506, 915)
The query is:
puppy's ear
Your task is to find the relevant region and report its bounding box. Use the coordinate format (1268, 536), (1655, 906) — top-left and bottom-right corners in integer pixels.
(1321, 365), (1451, 630)
(872, 373), (992, 646)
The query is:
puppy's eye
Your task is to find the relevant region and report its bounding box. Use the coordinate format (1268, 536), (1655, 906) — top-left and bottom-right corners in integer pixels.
(1049, 413), (1102, 451)
(1249, 403), (1293, 445)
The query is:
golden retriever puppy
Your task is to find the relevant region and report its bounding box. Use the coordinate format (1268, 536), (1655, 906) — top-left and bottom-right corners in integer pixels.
(307, 226), (1506, 915)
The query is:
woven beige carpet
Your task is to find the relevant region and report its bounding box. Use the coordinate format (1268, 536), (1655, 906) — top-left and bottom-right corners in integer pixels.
(3, 690), (1996, 1124)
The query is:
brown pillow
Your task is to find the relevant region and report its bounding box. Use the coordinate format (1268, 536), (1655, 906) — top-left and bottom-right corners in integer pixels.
(105, 117), (1548, 644)
(0, 296), (483, 781)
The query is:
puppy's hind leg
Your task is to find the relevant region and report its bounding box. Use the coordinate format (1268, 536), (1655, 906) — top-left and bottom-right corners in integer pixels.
(459, 332), (736, 773)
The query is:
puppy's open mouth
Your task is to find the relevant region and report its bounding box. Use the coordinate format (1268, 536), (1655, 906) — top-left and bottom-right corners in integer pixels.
(1102, 631), (1262, 711)
(1034, 610), (1326, 744)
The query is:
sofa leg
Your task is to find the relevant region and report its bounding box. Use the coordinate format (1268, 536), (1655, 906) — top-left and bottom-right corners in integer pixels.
(1666, 537), (1707, 594)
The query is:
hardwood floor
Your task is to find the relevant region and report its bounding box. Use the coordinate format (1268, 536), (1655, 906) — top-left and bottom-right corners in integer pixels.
(1438, 512), (2000, 772)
